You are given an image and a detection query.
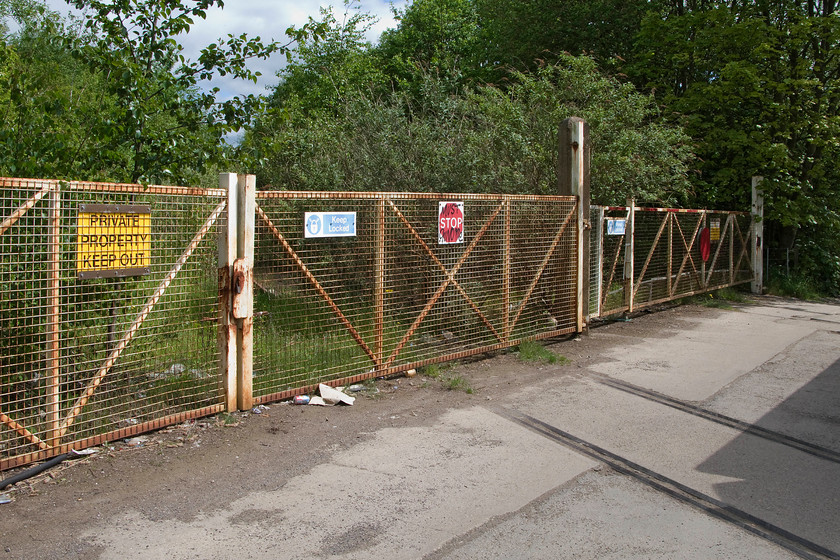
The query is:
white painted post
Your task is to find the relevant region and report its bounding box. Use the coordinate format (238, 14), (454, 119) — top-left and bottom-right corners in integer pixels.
(751, 176), (764, 294)
(235, 174), (255, 411)
(624, 198), (635, 313)
(218, 173), (256, 411)
(218, 173), (238, 412)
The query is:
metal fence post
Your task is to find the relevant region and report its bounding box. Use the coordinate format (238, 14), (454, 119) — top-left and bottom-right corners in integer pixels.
(594, 206), (604, 319)
(218, 173), (255, 411)
(219, 173), (238, 412)
(557, 117), (590, 332)
(752, 177), (764, 294)
(624, 198), (635, 313)
(46, 182), (61, 446)
(234, 174), (255, 411)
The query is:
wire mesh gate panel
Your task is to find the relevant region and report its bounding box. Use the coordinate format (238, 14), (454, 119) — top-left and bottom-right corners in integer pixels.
(590, 205), (753, 318)
(0, 178), (225, 470)
(251, 192), (580, 402)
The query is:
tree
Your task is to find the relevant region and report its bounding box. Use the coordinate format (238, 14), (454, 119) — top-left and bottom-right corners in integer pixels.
(250, 54), (693, 205)
(66, 0), (323, 183)
(631, 0), (840, 291)
(375, 0), (481, 94)
(473, 0), (658, 83)
(0, 0), (120, 179)
(267, 4), (387, 118)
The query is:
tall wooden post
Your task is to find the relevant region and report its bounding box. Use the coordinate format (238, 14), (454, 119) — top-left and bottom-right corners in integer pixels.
(751, 176), (764, 294)
(234, 174), (255, 411)
(557, 117), (590, 332)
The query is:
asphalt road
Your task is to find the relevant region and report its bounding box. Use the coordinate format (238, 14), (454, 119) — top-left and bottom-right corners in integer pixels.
(4, 296), (840, 559)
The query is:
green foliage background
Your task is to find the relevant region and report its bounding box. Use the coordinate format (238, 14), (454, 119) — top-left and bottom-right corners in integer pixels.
(0, 0), (837, 293)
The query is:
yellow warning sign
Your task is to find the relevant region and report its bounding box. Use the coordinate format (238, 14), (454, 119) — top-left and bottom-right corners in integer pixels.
(77, 204), (151, 279)
(710, 218), (721, 242)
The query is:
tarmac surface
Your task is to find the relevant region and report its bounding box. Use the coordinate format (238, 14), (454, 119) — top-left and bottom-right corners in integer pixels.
(2, 295), (839, 559)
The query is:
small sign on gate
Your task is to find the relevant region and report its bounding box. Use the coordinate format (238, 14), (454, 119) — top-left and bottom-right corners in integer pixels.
(304, 212), (357, 238)
(606, 218), (626, 236)
(710, 218), (721, 242)
(76, 204), (151, 279)
(438, 201), (464, 244)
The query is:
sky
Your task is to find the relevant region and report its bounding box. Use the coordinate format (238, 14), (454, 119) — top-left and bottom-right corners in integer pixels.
(42, 0), (409, 99)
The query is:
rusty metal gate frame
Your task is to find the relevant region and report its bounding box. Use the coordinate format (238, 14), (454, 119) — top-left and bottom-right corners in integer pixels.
(0, 178), (227, 470)
(593, 204), (754, 319)
(251, 191), (581, 403)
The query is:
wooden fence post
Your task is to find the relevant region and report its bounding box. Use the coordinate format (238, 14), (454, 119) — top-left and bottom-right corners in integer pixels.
(752, 177), (764, 294)
(557, 117), (590, 332)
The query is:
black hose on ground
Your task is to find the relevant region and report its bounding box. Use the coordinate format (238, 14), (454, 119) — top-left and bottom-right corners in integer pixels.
(0, 452), (76, 490)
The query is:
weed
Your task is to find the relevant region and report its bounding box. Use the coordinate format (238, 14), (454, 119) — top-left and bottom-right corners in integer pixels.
(517, 340), (568, 364)
(218, 412), (237, 426)
(767, 272), (822, 300)
(444, 375), (473, 394)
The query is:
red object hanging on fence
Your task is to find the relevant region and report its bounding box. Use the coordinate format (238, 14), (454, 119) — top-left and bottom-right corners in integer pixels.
(699, 227), (711, 262)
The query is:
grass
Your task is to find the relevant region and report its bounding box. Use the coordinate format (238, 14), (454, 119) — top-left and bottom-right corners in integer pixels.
(420, 362), (473, 394)
(766, 271), (822, 300)
(696, 287), (751, 309)
(516, 340), (569, 365)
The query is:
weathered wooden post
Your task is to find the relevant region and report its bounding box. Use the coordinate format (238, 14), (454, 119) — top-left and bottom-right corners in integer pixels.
(557, 117), (590, 331)
(219, 173), (255, 411)
(751, 176), (764, 294)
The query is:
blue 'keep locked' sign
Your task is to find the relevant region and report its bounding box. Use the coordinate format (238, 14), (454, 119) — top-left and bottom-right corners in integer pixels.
(304, 212), (357, 238)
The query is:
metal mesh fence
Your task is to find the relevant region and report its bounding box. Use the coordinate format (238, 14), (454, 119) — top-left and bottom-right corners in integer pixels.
(596, 206), (632, 317)
(592, 205), (753, 318)
(2, 175), (756, 470)
(251, 192), (579, 402)
(0, 178), (225, 469)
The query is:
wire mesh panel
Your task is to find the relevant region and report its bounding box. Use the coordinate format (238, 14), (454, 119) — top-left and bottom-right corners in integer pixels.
(632, 210), (673, 307)
(592, 205), (753, 319)
(703, 211), (753, 290)
(669, 211), (705, 297)
(251, 195), (379, 399)
(251, 192), (579, 402)
(589, 206), (603, 319)
(0, 178), (225, 470)
(598, 207), (631, 317)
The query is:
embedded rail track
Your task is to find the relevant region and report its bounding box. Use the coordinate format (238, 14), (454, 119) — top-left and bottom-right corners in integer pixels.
(497, 408), (840, 560)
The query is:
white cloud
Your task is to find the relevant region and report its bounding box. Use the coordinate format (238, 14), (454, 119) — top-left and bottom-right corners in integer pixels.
(41, 0), (408, 98)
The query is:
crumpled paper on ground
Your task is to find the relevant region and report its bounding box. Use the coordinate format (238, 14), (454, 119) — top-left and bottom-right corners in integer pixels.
(309, 383), (355, 406)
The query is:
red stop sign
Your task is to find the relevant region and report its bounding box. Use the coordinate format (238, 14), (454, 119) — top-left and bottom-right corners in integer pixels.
(438, 202), (464, 244)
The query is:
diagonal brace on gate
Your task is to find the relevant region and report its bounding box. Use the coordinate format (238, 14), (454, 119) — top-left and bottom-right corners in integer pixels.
(58, 199), (227, 438)
(254, 202), (381, 368)
(670, 214), (704, 297)
(383, 201), (506, 370)
(704, 214), (731, 287)
(633, 213), (670, 300)
(509, 203), (576, 332)
(386, 198), (504, 345)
